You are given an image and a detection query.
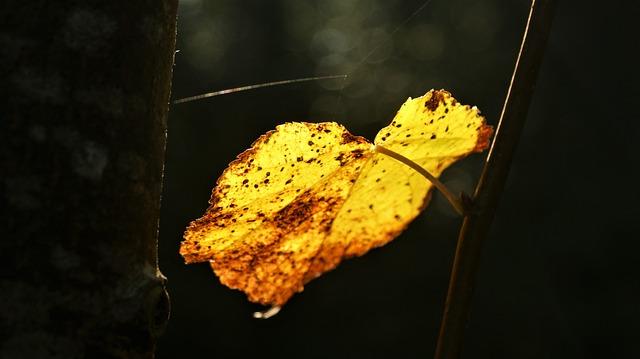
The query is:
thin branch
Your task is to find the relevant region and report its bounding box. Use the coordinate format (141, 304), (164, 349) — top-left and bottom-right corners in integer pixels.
(173, 75), (346, 104)
(434, 1), (557, 358)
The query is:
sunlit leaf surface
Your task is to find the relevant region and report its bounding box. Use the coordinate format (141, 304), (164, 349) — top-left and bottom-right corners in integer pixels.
(180, 89), (492, 306)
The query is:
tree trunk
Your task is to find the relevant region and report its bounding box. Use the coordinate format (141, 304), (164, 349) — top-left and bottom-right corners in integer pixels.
(0, 1), (178, 357)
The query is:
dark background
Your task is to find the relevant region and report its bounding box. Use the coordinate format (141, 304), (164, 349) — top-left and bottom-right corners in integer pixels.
(158, 0), (639, 358)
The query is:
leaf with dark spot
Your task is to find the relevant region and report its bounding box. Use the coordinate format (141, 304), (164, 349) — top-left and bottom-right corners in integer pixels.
(181, 90), (492, 307)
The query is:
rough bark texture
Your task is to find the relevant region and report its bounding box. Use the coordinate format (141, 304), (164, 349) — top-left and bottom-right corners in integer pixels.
(0, 1), (178, 357)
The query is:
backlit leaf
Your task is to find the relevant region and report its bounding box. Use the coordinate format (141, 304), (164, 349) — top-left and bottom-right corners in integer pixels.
(180, 89), (492, 306)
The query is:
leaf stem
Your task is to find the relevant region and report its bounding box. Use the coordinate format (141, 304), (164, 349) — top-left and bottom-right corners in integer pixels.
(374, 145), (465, 216)
(434, 1), (557, 358)
(253, 306), (281, 319)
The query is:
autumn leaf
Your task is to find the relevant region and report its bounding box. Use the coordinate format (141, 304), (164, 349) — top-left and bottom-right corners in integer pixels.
(180, 89), (493, 307)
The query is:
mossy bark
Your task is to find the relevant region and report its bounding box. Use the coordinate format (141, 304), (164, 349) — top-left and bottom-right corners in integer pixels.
(0, 1), (178, 357)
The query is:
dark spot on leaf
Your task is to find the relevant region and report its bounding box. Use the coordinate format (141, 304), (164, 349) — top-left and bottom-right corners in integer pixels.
(341, 132), (358, 144)
(431, 134), (437, 140)
(424, 90), (445, 111)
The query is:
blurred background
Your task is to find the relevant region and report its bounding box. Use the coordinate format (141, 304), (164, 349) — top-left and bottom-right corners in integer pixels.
(159, 0), (639, 357)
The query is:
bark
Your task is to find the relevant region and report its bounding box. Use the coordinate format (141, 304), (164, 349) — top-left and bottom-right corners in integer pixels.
(0, 1), (178, 357)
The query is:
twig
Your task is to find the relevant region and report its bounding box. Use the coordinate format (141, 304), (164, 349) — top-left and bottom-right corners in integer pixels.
(434, 1), (557, 358)
(173, 75), (346, 104)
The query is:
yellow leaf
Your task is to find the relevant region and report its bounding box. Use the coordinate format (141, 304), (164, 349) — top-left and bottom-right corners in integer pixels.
(180, 89), (492, 306)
